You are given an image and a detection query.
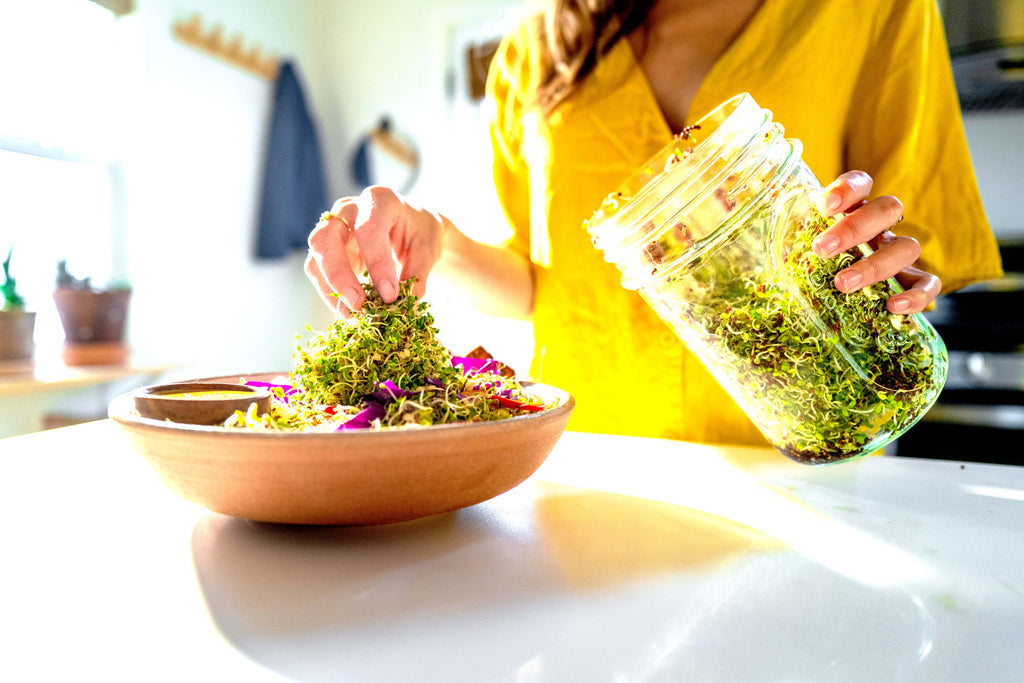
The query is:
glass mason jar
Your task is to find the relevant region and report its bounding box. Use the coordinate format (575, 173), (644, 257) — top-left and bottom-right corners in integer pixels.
(585, 93), (947, 465)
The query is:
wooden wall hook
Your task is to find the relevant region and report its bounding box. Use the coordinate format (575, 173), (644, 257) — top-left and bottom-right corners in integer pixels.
(172, 14), (278, 81)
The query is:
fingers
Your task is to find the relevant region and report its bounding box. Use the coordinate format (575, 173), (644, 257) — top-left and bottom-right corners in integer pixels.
(352, 186), (403, 303)
(812, 193), (903, 259)
(396, 209), (446, 299)
(828, 231), (941, 313)
(351, 186), (446, 302)
(305, 188), (404, 313)
(304, 252), (350, 318)
(833, 229), (921, 294)
(306, 200), (366, 314)
(889, 266), (942, 314)
(809, 171), (941, 312)
(817, 170), (873, 217)
(305, 186), (447, 315)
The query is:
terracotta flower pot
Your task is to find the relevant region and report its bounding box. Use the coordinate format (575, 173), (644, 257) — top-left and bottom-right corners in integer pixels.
(0, 310), (35, 362)
(52, 288), (131, 366)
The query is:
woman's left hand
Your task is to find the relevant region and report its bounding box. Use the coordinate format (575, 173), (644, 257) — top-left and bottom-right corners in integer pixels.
(812, 170), (941, 314)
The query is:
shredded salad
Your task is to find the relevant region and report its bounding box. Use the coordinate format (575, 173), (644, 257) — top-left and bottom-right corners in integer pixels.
(222, 279), (552, 432)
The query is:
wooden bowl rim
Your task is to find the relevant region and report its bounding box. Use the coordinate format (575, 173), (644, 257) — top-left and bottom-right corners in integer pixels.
(110, 372), (574, 441)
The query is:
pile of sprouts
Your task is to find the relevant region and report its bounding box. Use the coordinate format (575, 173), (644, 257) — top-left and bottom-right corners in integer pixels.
(225, 279), (548, 431)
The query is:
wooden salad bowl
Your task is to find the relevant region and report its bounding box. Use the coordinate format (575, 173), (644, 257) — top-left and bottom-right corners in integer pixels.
(108, 373), (574, 526)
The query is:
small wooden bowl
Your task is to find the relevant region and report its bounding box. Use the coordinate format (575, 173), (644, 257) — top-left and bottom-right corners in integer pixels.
(133, 382), (271, 426)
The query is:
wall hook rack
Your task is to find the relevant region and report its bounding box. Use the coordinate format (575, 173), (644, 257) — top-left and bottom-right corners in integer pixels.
(172, 14), (278, 81)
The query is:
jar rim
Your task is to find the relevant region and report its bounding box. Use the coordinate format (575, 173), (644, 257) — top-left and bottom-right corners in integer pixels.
(586, 92), (763, 249)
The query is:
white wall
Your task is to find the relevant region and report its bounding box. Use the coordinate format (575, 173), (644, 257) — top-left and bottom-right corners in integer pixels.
(306, 0), (534, 371)
(120, 0), (533, 381)
(123, 0), (335, 379)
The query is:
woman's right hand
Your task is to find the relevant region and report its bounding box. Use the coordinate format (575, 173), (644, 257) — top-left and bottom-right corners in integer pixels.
(305, 186), (447, 316)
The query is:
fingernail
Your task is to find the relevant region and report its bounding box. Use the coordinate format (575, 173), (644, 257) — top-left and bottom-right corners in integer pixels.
(891, 297), (910, 313)
(813, 234), (840, 257)
(341, 287), (362, 310)
(838, 270), (862, 290)
(820, 192), (841, 215)
(378, 279), (397, 302)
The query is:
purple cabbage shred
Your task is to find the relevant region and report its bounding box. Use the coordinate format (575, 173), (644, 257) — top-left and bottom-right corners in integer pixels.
(337, 401), (386, 431)
(245, 380), (299, 403)
(367, 379), (416, 403)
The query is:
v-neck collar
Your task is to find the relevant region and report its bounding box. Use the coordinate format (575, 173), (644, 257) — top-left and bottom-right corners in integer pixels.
(612, 0), (777, 135)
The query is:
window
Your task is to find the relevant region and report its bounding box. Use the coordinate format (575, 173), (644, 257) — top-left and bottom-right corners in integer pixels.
(0, 0), (131, 349)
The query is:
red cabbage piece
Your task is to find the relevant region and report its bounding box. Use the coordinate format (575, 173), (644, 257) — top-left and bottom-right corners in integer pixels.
(494, 395), (544, 413)
(367, 379), (416, 403)
(337, 401), (386, 431)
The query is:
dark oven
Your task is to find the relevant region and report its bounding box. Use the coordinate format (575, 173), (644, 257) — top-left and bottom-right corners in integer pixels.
(893, 240), (1024, 465)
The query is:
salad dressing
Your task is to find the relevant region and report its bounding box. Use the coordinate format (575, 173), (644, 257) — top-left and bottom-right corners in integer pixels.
(157, 390), (257, 399)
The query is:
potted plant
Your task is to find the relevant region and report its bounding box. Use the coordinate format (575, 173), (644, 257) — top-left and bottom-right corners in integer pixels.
(0, 246), (36, 364)
(52, 260), (132, 366)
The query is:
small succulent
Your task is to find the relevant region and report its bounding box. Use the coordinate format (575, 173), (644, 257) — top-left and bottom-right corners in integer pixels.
(2, 247), (26, 311)
(55, 259), (93, 290)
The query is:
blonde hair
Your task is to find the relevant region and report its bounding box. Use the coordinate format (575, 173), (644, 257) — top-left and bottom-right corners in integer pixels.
(534, 0), (655, 111)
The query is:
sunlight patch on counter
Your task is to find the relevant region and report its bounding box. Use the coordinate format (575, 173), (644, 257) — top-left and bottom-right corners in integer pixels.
(535, 433), (943, 590)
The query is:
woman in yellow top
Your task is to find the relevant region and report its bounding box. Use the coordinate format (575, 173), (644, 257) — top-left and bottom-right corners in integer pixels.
(305, 0), (1002, 447)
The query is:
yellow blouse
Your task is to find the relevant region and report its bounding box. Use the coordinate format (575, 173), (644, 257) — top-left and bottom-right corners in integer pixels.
(486, 0), (1003, 446)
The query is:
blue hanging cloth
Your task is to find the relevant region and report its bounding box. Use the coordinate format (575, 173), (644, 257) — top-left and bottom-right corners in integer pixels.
(255, 60), (327, 259)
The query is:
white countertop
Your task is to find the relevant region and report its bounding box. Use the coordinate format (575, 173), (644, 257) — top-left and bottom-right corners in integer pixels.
(2, 421), (1022, 682)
